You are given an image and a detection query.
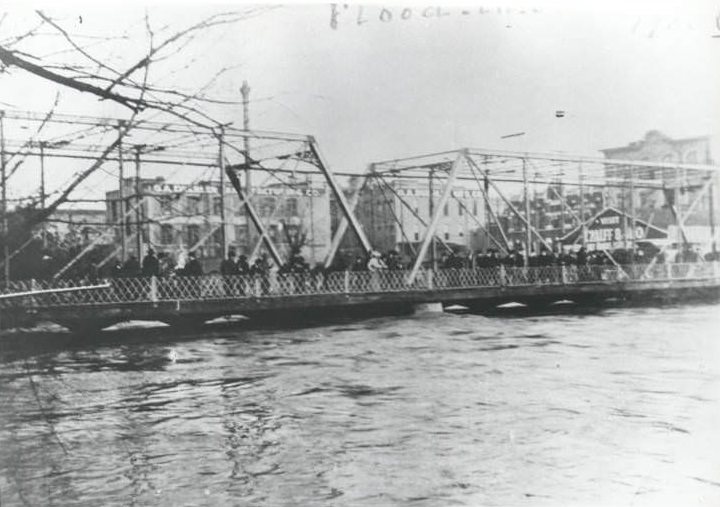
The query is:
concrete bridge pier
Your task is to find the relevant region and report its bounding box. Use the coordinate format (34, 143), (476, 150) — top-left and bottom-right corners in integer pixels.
(413, 302), (444, 314)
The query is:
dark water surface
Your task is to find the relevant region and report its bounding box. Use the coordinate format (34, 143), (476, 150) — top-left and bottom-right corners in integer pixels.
(1, 304), (719, 506)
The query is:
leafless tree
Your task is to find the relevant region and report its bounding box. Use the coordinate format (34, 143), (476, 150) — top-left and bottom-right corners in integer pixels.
(0, 6), (277, 227)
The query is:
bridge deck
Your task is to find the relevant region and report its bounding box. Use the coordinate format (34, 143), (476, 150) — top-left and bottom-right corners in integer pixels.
(2, 263), (719, 331)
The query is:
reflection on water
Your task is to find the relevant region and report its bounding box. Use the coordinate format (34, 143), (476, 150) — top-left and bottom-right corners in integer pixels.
(1, 303), (719, 506)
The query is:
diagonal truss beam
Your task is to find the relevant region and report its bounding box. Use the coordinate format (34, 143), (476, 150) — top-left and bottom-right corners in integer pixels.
(407, 152), (464, 284)
(464, 154), (511, 250)
(53, 200), (141, 279)
(324, 170), (370, 268)
(465, 155), (552, 252)
(372, 174), (419, 258)
(373, 172), (454, 255)
(452, 195), (507, 254)
(308, 138), (372, 256)
(225, 166), (283, 267)
(643, 178), (713, 276)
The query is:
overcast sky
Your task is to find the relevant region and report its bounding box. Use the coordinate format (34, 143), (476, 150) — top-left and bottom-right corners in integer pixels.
(1, 1), (719, 200)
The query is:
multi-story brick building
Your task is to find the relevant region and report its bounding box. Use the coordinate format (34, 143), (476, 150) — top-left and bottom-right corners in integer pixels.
(601, 130), (714, 217)
(600, 130), (718, 248)
(495, 185), (606, 252)
(351, 178), (490, 257)
(105, 177), (331, 269)
(46, 208), (111, 246)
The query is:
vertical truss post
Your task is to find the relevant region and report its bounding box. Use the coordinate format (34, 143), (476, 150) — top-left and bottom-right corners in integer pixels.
(464, 155), (511, 251)
(429, 167), (436, 270)
(324, 169), (370, 268)
(117, 120), (127, 263)
(559, 178), (565, 241)
(134, 146), (143, 258)
(218, 126), (228, 257)
(710, 175), (716, 255)
(579, 162), (586, 248)
(522, 157), (531, 266)
(643, 178), (713, 277)
(0, 111), (8, 283)
(467, 155), (552, 252)
(308, 137), (372, 256)
(39, 142), (47, 248)
(374, 174), (454, 254)
(629, 165), (636, 252)
(406, 152), (463, 285)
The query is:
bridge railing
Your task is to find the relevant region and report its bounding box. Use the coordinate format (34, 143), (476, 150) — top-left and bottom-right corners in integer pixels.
(1, 262), (718, 308)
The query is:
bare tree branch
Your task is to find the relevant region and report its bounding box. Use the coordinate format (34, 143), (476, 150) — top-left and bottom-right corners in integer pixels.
(0, 45), (145, 110)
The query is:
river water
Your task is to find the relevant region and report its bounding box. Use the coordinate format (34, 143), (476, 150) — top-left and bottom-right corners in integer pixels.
(1, 303), (719, 506)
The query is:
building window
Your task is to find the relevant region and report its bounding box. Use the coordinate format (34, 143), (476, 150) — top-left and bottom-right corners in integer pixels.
(212, 196), (222, 215)
(414, 232), (419, 241)
(285, 197), (298, 216)
(187, 196), (200, 215)
(473, 200), (478, 216)
(443, 203), (449, 216)
(158, 196), (174, 214)
(161, 225), (173, 244)
(444, 232), (450, 240)
(458, 201), (463, 216)
(234, 225), (248, 245)
(186, 224), (200, 247)
(260, 196), (275, 217)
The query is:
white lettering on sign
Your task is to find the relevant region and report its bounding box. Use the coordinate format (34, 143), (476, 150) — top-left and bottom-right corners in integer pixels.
(598, 216), (619, 225)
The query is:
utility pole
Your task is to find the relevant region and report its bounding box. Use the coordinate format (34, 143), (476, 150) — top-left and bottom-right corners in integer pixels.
(134, 146), (143, 258)
(241, 81), (252, 255)
(241, 80), (251, 192)
(40, 142), (47, 248)
(0, 111), (8, 283)
(117, 121), (127, 263)
(218, 126), (228, 257)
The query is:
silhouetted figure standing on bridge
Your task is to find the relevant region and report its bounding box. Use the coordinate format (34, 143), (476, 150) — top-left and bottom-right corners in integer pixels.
(367, 250), (387, 291)
(142, 248), (160, 277)
(576, 247), (588, 266)
(251, 254), (270, 295)
(220, 250), (237, 276)
(181, 251), (203, 298)
(184, 252), (203, 276)
(235, 254), (250, 295)
(122, 255), (140, 278)
(220, 249), (238, 296)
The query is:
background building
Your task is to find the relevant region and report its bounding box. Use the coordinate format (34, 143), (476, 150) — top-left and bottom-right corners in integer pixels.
(601, 130), (714, 216)
(350, 178), (489, 257)
(106, 176), (331, 270)
(496, 185), (605, 251)
(46, 208), (111, 246)
(600, 130), (718, 250)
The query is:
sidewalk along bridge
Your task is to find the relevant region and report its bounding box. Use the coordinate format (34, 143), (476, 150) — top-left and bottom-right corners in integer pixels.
(1, 262), (719, 332)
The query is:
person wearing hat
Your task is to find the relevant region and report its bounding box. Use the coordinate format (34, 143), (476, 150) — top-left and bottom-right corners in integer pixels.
(367, 250), (387, 272)
(142, 247), (160, 277)
(367, 250), (387, 292)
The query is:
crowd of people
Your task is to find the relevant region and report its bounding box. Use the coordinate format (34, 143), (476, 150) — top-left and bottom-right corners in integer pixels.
(95, 242), (712, 289)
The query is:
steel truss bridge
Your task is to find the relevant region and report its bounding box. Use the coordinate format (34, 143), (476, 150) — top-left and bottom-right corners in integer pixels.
(1, 110), (720, 331)
(1, 262), (719, 332)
